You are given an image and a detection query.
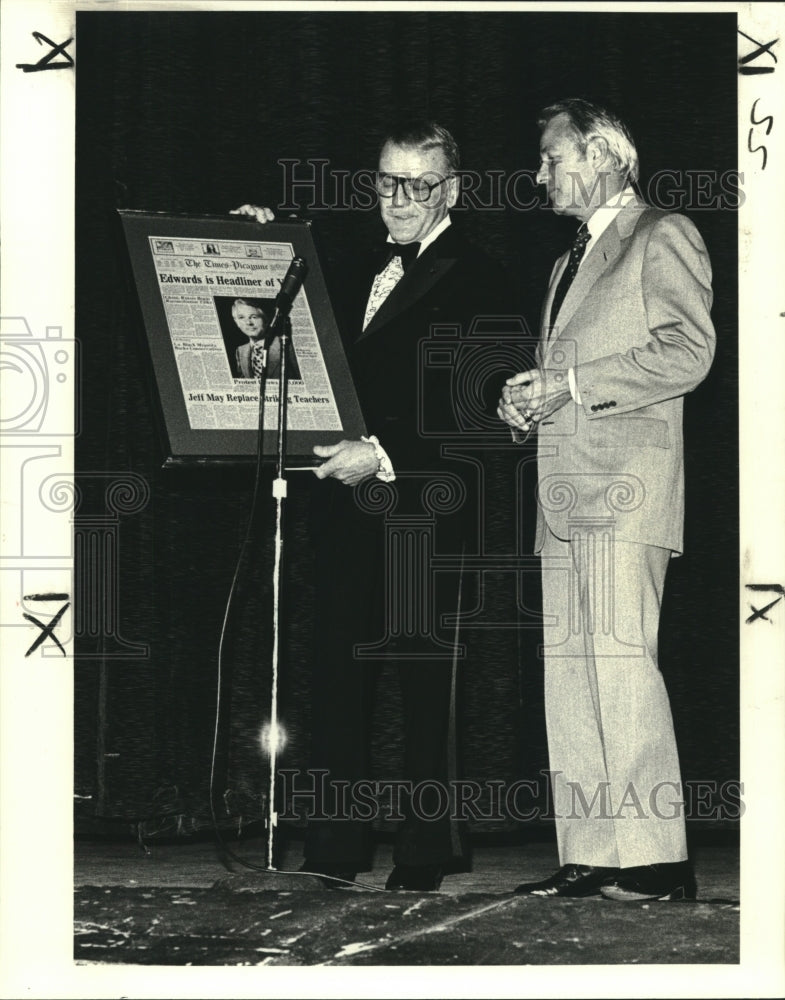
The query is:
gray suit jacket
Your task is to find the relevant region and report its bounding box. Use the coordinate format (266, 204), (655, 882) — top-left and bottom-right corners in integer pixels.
(534, 199), (715, 554)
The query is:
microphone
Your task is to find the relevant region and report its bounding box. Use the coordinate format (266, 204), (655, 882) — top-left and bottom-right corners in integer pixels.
(267, 256), (308, 340)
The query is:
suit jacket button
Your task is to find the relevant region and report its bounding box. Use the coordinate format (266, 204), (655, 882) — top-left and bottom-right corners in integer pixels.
(610, 401), (616, 407)
(591, 404), (597, 412)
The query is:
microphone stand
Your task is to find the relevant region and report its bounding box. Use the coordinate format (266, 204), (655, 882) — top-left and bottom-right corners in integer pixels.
(218, 314), (317, 890)
(262, 314), (291, 872)
(216, 259), (321, 890)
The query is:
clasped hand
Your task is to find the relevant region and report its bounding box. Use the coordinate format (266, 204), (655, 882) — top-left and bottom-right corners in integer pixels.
(312, 440), (379, 486)
(497, 368), (572, 432)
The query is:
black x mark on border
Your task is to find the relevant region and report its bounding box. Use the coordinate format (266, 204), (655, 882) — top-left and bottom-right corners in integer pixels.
(16, 32), (74, 72)
(737, 29), (779, 68)
(745, 584), (785, 625)
(23, 598), (70, 656)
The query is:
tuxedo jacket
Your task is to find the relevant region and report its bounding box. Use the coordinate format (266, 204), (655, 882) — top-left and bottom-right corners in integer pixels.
(315, 222), (521, 545)
(534, 199), (715, 554)
(345, 224), (518, 466)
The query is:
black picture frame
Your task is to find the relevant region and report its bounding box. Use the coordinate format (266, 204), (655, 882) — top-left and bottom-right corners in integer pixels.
(118, 210), (366, 466)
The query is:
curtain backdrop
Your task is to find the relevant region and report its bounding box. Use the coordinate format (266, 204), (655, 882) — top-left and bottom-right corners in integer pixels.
(75, 10), (738, 837)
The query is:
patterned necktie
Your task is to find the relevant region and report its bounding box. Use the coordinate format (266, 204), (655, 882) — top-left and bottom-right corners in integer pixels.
(362, 241), (421, 331)
(549, 225), (591, 328)
(251, 340), (266, 378)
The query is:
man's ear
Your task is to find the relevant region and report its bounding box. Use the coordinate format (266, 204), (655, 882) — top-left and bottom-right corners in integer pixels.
(586, 135), (611, 170)
(445, 173), (460, 210)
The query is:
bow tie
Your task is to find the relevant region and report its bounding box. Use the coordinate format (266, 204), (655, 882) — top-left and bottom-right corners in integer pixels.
(377, 241), (421, 274)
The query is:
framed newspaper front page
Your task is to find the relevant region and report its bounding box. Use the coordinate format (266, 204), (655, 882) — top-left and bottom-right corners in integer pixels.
(118, 211), (366, 466)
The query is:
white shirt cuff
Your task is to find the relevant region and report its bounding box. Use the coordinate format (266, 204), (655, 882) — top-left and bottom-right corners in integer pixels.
(361, 435), (396, 482)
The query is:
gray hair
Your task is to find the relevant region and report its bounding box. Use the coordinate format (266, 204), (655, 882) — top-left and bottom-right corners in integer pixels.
(380, 120), (460, 173)
(231, 298), (267, 323)
(538, 98), (639, 184)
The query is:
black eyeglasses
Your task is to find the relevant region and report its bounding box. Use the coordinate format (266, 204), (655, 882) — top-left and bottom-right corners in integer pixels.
(376, 172), (454, 203)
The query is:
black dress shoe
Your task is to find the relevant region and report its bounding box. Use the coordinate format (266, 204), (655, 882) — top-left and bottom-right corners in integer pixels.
(600, 863), (697, 902)
(385, 864), (444, 891)
(299, 862), (357, 889)
(514, 864), (618, 897)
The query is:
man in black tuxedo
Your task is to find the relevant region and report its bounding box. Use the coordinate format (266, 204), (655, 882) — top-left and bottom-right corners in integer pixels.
(234, 121), (517, 891)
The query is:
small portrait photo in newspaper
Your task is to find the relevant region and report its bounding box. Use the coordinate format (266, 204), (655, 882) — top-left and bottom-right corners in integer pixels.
(214, 295), (303, 383)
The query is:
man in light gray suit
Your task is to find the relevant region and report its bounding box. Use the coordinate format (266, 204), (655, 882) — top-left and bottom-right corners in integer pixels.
(499, 98), (715, 901)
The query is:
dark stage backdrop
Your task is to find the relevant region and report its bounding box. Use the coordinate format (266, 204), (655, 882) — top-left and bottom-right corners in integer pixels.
(74, 10), (739, 840)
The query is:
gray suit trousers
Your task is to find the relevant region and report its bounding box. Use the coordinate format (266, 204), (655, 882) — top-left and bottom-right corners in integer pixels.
(540, 522), (688, 868)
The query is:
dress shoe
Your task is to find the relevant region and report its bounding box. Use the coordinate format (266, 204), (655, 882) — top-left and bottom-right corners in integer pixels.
(299, 862), (357, 889)
(514, 864), (618, 897)
(385, 864), (444, 891)
(600, 863), (697, 902)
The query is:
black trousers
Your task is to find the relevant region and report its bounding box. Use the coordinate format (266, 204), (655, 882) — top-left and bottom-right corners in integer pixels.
(303, 481), (466, 870)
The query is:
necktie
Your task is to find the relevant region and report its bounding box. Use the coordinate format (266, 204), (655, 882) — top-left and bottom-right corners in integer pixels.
(251, 340), (266, 378)
(549, 225), (591, 328)
(363, 241), (421, 331)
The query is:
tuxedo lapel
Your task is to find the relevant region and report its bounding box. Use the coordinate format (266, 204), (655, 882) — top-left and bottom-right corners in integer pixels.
(356, 229), (459, 342)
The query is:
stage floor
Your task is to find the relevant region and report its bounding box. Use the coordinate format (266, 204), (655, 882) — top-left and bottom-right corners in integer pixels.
(74, 834), (739, 967)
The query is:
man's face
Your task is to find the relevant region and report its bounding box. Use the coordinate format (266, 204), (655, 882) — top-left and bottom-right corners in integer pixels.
(233, 303), (266, 339)
(536, 113), (600, 222)
(377, 141), (458, 245)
